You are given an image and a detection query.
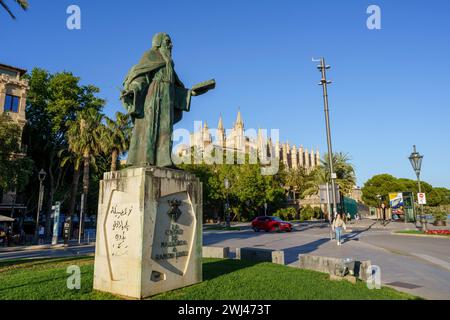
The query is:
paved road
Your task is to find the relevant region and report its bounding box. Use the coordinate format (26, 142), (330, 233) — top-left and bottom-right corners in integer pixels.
(204, 222), (450, 300)
(1, 221), (449, 300)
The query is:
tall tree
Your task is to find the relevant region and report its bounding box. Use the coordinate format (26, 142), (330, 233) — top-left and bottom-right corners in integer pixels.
(303, 152), (356, 198)
(321, 152), (356, 196)
(66, 107), (104, 224)
(0, 0), (28, 19)
(58, 149), (83, 218)
(283, 167), (308, 200)
(101, 112), (132, 172)
(302, 167), (328, 197)
(362, 173), (444, 207)
(0, 113), (33, 192)
(24, 68), (104, 236)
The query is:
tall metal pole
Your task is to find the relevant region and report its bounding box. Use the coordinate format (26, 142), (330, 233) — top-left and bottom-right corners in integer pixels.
(317, 58), (338, 219)
(409, 145), (425, 231)
(78, 193), (85, 244)
(326, 183), (332, 222)
(34, 180), (44, 243)
(417, 173), (426, 231)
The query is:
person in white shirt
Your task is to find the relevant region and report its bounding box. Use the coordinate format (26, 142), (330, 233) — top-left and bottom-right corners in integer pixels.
(332, 214), (347, 246)
(38, 225), (45, 244)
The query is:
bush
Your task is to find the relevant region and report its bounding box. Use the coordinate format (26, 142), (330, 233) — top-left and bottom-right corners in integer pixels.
(424, 206), (447, 221)
(300, 205), (315, 221)
(313, 207), (324, 219)
(273, 207), (297, 221)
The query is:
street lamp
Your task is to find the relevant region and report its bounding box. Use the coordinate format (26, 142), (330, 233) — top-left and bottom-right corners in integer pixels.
(224, 178), (231, 228)
(409, 145), (426, 230)
(35, 169), (46, 243)
(315, 57), (338, 220)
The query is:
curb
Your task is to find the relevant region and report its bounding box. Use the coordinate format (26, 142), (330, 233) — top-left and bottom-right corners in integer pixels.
(391, 231), (450, 239)
(0, 242), (95, 253)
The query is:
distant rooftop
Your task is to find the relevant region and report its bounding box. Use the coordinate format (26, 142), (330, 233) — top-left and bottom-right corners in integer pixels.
(0, 63), (27, 76)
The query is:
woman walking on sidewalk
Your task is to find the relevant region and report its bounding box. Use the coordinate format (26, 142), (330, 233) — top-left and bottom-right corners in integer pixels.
(333, 214), (347, 246)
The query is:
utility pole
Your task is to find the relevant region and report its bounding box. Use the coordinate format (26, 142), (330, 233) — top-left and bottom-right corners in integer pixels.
(78, 193), (85, 244)
(316, 57), (338, 220)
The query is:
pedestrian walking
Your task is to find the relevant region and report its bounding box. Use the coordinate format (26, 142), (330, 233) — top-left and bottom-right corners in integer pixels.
(332, 213), (347, 246)
(0, 228), (6, 247)
(63, 219), (71, 246)
(5, 226), (13, 246)
(38, 225), (45, 244)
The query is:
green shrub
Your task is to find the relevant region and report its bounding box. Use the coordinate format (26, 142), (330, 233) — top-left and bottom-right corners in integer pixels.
(273, 208), (297, 221)
(313, 207), (324, 219)
(427, 207), (447, 222)
(300, 205), (315, 221)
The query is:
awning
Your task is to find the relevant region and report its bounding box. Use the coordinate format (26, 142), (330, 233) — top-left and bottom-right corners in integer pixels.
(0, 215), (15, 222)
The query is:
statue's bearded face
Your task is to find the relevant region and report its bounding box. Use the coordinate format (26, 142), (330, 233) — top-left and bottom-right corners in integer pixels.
(160, 35), (173, 59)
(163, 36), (173, 51)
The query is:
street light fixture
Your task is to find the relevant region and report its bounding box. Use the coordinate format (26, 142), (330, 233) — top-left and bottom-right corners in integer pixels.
(35, 169), (46, 243)
(409, 145), (426, 230)
(314, 57), (338, 220)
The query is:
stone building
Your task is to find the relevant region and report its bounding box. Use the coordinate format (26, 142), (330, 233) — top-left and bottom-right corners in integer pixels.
(0, 63), (29, 214)
(182, 111), (321, 171)
(0, 63), (28, 132)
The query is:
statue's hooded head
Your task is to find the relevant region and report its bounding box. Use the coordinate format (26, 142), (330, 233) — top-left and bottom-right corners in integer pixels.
(152, 33), (172, 56)
(152, 32), (174, 81)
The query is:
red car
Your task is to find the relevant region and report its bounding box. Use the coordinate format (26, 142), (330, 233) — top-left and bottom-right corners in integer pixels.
(251, 216), (293, 233)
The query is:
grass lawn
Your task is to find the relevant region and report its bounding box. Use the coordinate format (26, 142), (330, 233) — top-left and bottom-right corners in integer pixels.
(0, 256), (420, 300)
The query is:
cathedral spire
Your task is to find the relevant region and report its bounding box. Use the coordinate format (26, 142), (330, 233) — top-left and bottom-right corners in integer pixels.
(235, 109), (244, 128)
(217, 115), (224, 131)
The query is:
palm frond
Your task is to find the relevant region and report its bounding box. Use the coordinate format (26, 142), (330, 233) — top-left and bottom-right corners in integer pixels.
(15, 0), (28, 10)
(0, 1), (15, 19)
(1, 0), (28, 19)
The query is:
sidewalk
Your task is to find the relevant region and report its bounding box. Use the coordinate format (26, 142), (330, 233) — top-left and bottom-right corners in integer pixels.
(348, 218), (419, 231)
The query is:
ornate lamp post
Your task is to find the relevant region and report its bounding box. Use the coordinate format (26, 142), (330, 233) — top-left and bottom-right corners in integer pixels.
(409, 145), (426, 230)
(224, 178), (231, 228)
(34, 169), (46, 243)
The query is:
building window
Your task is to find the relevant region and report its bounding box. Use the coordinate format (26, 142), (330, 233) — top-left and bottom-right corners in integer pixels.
(4, 94), (20, 113)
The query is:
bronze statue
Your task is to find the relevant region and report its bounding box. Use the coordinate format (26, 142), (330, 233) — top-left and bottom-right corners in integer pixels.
(121, 32), (215, 168)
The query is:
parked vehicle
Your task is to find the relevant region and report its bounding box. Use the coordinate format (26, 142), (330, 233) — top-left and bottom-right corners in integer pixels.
(251, 216), (293, 233)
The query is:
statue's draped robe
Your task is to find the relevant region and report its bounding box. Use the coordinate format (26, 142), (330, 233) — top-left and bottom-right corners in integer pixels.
(122, 49), (191, 167)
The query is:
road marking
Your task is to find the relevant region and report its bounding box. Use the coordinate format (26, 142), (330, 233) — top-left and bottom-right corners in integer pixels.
(413, 254), (450, 272)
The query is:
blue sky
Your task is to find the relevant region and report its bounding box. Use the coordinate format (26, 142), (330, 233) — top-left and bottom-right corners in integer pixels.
(2, 0), (449, 188)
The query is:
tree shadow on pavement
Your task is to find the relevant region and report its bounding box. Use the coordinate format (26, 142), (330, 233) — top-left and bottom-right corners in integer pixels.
(284, 238), (331, 265)
(344, 221), (379, 242)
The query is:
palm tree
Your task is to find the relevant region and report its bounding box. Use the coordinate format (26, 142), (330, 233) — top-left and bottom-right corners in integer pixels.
(58, 148), (83, 220)
(66, 107), (103, 228)
(1, 0), (28, 19)
(303, 152), (356, 197)
(284, 167), (308, 201)
(302, 167), (328, 197)
(100, 112), (132, 172)
(321, 152), (356, 195)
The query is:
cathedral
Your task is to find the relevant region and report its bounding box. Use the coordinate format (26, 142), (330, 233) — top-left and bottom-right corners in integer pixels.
(182, 111), (321, 171)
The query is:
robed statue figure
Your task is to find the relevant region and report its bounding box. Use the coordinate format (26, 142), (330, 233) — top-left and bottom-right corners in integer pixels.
(121, 33), (215, 168)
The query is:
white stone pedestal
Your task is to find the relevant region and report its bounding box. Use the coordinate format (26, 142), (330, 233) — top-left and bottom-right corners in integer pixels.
(93, 166), (203, 299)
